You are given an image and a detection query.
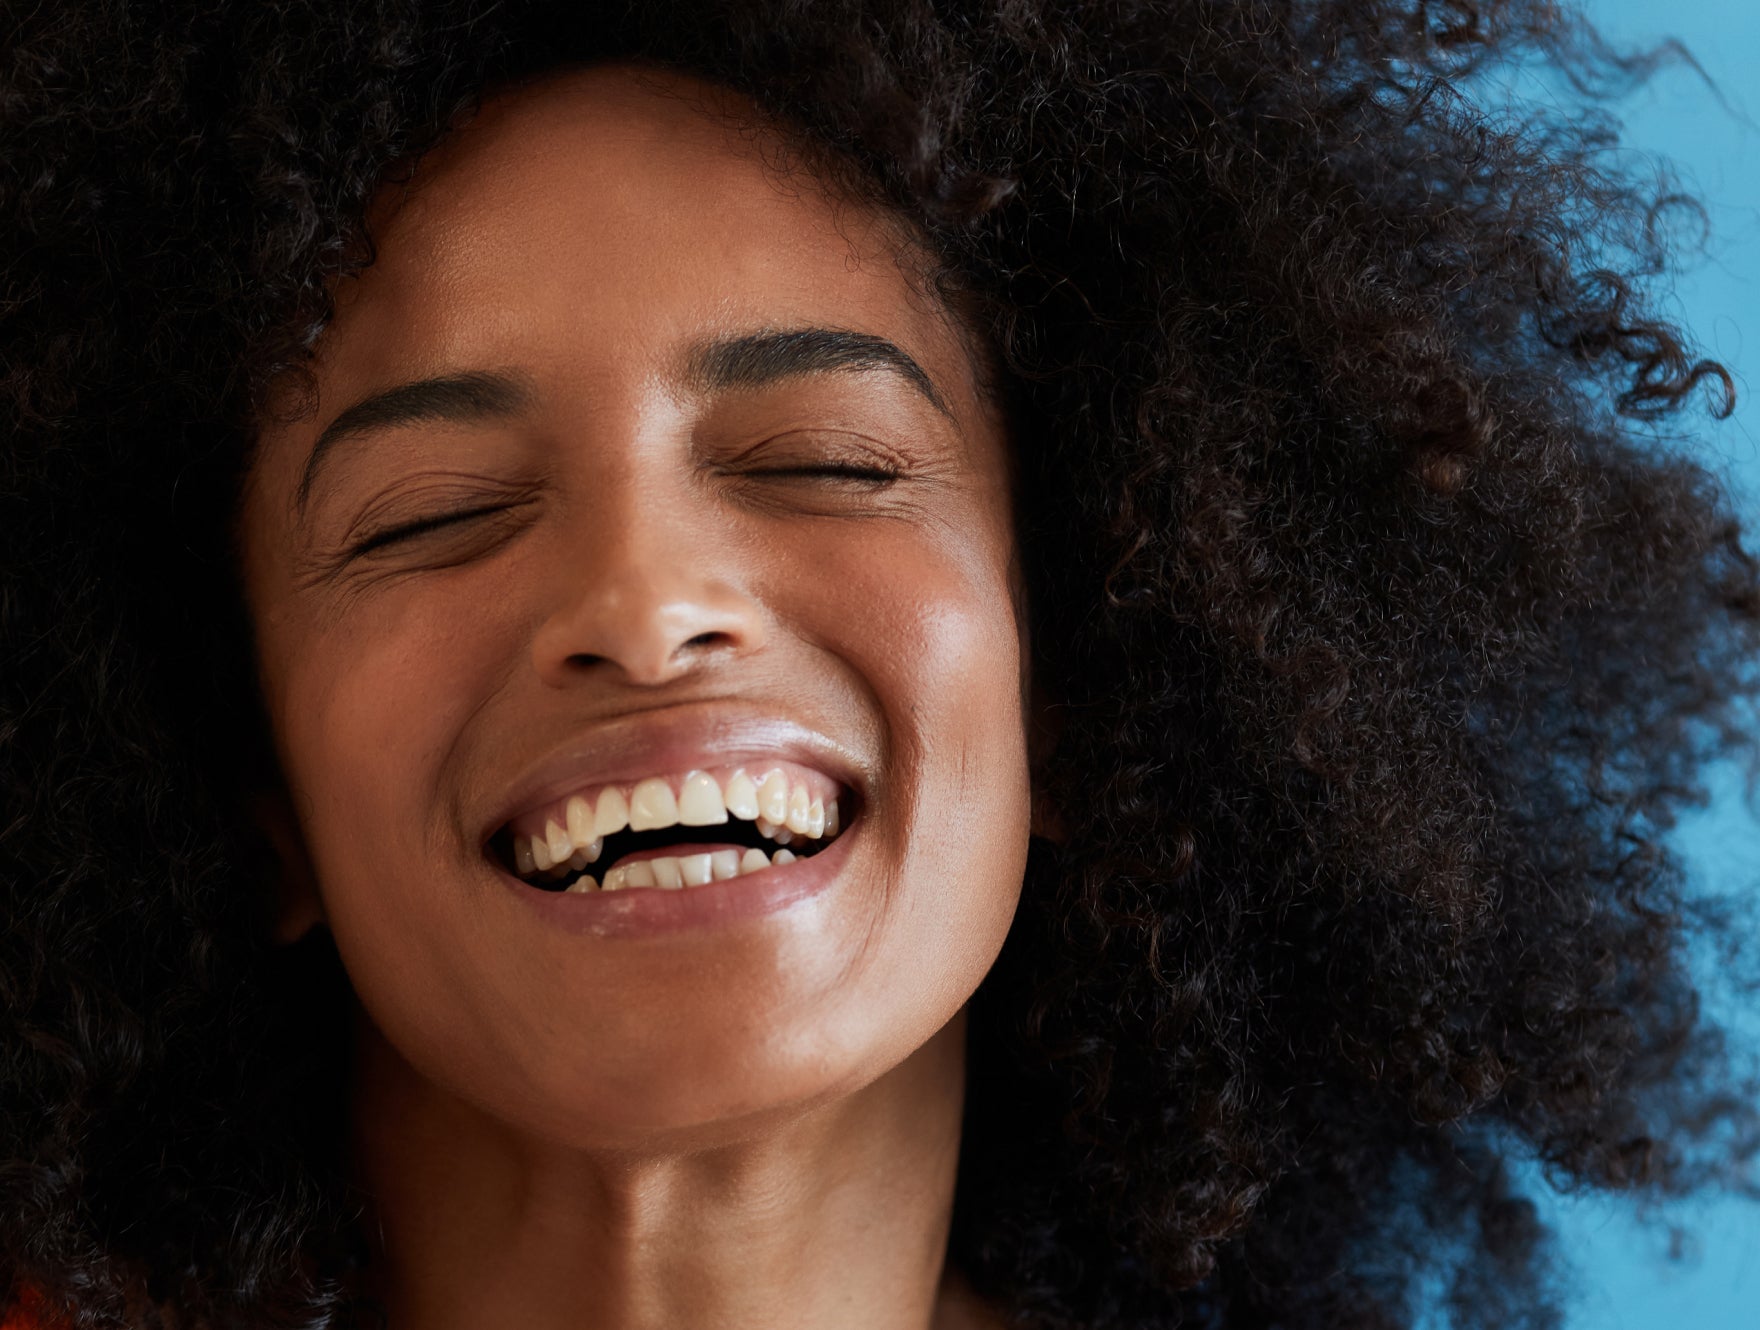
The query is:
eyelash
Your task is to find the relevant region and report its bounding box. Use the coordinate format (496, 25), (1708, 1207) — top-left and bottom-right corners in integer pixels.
(349, 503), (509, 557)
(348, 464), (900, 556)
(747, 462), (901, 484)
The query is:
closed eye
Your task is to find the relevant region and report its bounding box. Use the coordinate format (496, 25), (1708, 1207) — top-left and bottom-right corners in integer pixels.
(349, 504), (509, 556)
(744, 463), (900, 483)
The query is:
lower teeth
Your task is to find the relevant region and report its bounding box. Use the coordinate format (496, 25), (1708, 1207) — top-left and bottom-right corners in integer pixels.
(564, 845), (799, 894)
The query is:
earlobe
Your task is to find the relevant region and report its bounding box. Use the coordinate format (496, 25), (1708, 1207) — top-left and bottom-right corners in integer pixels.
(247, 788), (326, 944)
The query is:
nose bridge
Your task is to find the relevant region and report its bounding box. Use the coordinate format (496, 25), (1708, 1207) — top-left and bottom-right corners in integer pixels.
(531, 437), (762, 687)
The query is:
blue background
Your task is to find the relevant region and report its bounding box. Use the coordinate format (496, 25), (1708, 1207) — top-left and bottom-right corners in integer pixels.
(1475, 3), (1760, 1327)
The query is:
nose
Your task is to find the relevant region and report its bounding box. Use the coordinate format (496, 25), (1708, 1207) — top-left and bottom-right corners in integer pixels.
(530, 496), (766, 689)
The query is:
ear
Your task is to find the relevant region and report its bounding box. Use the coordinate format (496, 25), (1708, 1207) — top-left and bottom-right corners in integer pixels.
(248, 786), (326, 944)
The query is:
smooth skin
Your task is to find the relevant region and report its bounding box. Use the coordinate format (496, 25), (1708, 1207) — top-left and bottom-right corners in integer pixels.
(239, 65), (1030, 1330)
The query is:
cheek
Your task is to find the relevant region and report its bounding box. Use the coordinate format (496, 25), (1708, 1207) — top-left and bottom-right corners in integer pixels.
(792, 515), (1031, 1033)
(270, 570), (526, 891)
(263, 572), (546, 1096)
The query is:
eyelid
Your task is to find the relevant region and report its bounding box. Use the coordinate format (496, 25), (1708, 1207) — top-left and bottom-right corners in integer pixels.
(714, 427), (912, 475)
(348, 501), (511, 556)
(743, 461), (901, 482)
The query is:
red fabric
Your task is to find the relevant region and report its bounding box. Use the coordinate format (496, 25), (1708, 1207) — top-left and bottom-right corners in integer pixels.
(1, 1284), (54, 1329)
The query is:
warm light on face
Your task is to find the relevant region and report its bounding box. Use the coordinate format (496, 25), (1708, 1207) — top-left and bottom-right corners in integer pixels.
(238, 64), (1031, 1152)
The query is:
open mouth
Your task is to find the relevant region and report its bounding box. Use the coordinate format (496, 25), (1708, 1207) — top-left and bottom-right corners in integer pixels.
(488, 764), (852, 894)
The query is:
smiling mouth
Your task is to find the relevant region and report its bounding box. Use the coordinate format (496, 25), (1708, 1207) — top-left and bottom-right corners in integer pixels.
(489, 765), (851, 893)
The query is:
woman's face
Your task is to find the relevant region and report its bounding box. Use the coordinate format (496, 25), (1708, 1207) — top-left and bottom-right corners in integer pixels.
(238, 65), (1031, 1148)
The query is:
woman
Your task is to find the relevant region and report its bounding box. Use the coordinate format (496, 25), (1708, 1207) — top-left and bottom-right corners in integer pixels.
(2, 2), (1755, 1327)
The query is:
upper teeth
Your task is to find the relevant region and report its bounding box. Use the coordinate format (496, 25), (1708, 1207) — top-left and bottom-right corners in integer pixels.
(511, 768), (842, 882)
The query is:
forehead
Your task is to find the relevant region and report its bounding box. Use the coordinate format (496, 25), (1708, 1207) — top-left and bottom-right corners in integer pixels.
(311, 64), (956, 399)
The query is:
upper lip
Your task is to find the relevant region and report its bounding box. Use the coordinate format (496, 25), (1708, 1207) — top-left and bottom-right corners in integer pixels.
(477, 700), (869, 849)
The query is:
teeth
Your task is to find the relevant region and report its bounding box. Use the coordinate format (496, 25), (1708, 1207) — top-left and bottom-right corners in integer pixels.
(746, 816), (806, 847)
(758, 770), (790, 823)
(563, 839), (601, 868)
(723, 769), (760, 819)
(628, 777), (679, 831)
(545, 819), (572, 866)
(571, 845), (807, 894)
(677, 771), (729, 826)
(565, 795), (593, 847)
(593, 786), (630, 838)
(510, 768), (851, 890)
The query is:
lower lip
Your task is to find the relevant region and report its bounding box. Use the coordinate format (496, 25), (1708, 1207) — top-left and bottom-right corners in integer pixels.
(497, 821), (857, 940)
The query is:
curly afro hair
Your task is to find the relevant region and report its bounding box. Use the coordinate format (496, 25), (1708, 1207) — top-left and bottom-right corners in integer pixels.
(3, 2), (1758, 1327)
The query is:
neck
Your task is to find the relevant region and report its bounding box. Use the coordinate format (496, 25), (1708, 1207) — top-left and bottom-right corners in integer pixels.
(348, 1010), (984, 1330)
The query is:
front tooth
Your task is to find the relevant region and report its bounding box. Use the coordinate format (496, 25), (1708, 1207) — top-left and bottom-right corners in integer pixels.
(756, 817), (781, 840)
(581, 836), (602, 863)
(710, 849), (742, 880)
(601, 865), (628, 892)
(546, 819), (572, 865)
(679, 853), (714, 886)
(677, 771), (729, 825)
(566, 795), (594, 847)
(785, 785), (812, 835)
(514, 836), (538, 876)
(565, 876), (598, 893)
(739, 847), (769, 874)
(758, 770), (790, 823)
(594, 786), (630, 838)
(629, 778), (680, 831)
(825, 799), (840, 838)
(531, 832), (555, 872)
(772, 847), (797, 865)
(723, 769), (760, 819)
(650, 856), (685, 889)
(622, 860), (657, 889)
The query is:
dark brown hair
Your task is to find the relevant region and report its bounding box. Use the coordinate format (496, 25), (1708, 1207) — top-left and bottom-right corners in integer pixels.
(2, 2), (1757, 1327)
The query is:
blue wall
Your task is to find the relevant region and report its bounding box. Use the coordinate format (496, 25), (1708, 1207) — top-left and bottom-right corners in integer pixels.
(1481, 4), (1760, 1327)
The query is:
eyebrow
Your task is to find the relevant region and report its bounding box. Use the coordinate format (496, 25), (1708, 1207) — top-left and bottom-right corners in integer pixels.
(685, 328), (953, 419)
(296, 369), (537, 512)
(294, 327), (951, 513)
